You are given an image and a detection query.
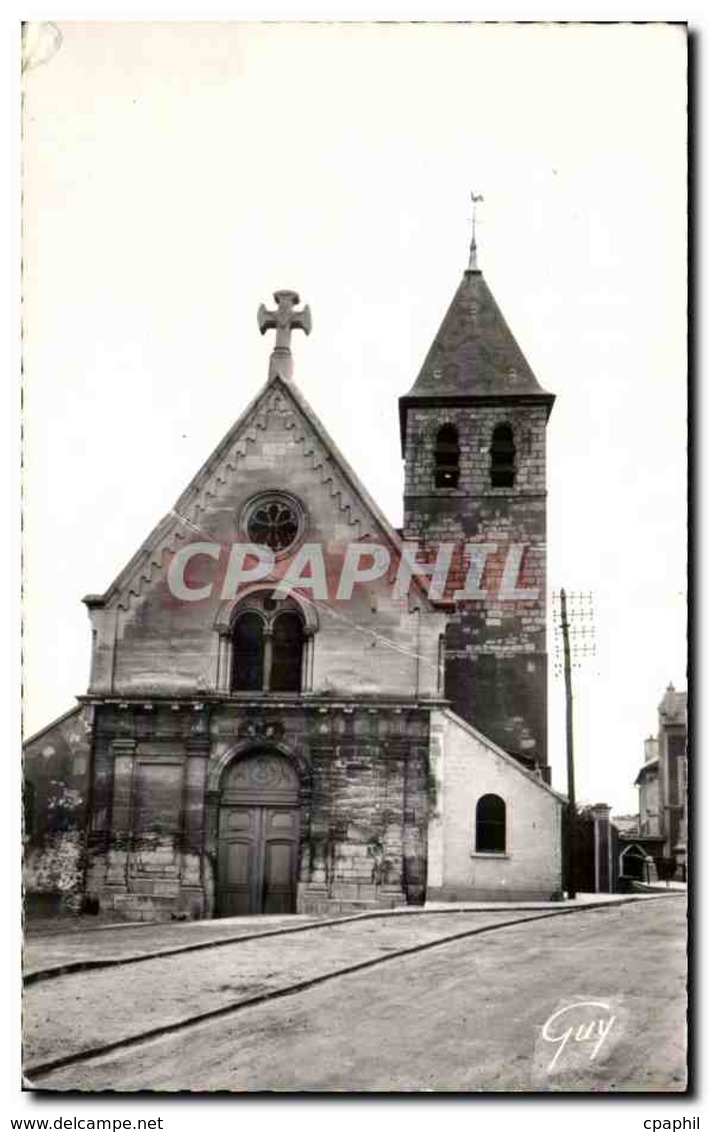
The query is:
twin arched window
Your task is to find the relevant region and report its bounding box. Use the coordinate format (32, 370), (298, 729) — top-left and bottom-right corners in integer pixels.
(475, 794), (506, 853)
(434, 424), (460, 489)
(231, 595), (305, 693)
(490, 424), (516, 488)
(434, 423), (516, 490)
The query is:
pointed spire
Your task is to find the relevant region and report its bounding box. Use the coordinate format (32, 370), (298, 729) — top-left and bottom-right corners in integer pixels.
(402, 270), (552, 402)
(468, 191), (484, 272)
(398, 241), (555, 452)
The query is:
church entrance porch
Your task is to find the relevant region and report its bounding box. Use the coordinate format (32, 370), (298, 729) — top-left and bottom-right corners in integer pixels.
(81, 700), (434, 922)
(216, 751), (300, 916)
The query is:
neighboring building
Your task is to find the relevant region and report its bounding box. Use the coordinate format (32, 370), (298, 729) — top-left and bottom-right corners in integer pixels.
(655, 683), (688, 876)
(636, 736), (661, 837)
(613, 814), (640, 836)
(620, 684), (687, 883)
(24, 252), (565, 920)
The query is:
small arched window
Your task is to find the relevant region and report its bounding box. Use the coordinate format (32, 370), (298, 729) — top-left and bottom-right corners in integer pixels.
(231, 593), (305, 694)
(475, 794), (506, 853)
(434, 424), (460, 489)
(490, 423), (516, 488)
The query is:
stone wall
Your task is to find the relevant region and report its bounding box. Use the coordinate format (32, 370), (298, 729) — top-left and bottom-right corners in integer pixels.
(86, 381), (444, 704)
(23, 705), (92, 914)
(85, 699), (432, 920)
(403, 403), (549, 771)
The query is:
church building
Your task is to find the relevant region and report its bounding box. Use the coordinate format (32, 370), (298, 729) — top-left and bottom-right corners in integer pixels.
(24, 248), (565, 920)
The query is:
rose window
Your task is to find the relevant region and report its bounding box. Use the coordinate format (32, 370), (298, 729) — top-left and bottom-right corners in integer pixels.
(242, 493), (304, 554)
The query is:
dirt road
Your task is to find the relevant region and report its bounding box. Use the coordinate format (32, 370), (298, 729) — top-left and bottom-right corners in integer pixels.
(28, 896), (686, 1092)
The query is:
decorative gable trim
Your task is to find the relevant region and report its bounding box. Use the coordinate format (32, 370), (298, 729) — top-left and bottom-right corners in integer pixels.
(84, 375), (433, 613)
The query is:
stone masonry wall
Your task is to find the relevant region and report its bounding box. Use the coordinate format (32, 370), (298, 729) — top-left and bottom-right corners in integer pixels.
(403, 403), (549, 770)
(24, 705), (92, 914)
(88, 382), (444, 703)
(86, 700), (431, 920)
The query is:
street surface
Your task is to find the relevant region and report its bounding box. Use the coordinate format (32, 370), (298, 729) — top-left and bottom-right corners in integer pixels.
(25, 896), (686, 1092)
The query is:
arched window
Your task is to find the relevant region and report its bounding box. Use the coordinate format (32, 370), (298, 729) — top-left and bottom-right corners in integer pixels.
(230, 593), (305, 694)
(232, 612), (265, 691)
(271, 611), (304, 692)
(434, 424), (460, 489)
(475, 794), (506, 853)
(490, 423), (516, 488)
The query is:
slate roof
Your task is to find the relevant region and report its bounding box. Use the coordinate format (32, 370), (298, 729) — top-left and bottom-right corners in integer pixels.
(399, 268), (554, 449)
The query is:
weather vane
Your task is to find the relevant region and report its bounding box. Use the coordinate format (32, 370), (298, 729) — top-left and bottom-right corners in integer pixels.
(468, 191), (484, 270)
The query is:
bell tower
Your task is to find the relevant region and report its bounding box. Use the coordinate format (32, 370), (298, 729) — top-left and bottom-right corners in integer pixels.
(399, 246), (555, 778)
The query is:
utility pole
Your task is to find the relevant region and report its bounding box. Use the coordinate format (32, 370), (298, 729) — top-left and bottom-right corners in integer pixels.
(553, 589), (596, 901)
(560, 588), (576, 899)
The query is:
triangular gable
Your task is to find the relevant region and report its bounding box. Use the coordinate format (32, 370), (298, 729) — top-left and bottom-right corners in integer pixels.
(22, 704), (83, 748)
(442, 707), (567, 804)
(84, 374), (433, 612)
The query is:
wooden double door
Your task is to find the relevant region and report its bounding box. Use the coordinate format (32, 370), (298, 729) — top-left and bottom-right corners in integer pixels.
(217, 752), (300, 916)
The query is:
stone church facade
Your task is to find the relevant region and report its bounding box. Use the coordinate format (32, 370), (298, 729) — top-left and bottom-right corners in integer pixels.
(24, 261), (565, 920)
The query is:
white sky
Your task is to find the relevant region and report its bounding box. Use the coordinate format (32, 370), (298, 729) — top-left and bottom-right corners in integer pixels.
(21, 21), (687, 814)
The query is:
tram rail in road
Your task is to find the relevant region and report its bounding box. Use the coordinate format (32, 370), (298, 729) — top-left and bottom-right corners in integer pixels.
(23, 891), (675, 985)
(24, 894), (682, 1083)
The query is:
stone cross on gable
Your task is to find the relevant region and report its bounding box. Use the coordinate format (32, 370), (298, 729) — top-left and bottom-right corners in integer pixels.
(258, 290), (312, 380)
